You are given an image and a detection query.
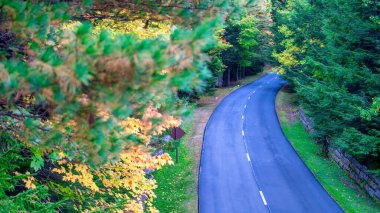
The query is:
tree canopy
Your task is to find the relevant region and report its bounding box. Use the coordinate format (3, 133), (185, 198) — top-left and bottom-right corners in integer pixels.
(271, 0), (380, 174)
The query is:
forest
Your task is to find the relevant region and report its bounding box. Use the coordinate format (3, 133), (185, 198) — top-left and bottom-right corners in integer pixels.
(271, 0), (380, 176)
(0, 0), (379, 212)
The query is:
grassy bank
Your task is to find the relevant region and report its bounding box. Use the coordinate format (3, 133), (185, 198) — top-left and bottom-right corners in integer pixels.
(153, 115), (196, 213)
(276, 87), (380, 213)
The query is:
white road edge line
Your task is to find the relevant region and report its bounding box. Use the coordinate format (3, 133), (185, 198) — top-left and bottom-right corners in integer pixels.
(246, 153), (251, 162)
(242, 115), (244, 119)
(248, 96), (250, 100)
(252, 91), (256, 94)
(259, 191), (268, 206)
(244, 105), (247, 108)
(242, 130), (245, 136)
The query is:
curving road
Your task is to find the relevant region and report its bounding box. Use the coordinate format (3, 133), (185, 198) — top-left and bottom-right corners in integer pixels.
(198, 74), (343, 213)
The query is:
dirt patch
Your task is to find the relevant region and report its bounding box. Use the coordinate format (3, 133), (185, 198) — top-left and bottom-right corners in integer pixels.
(286, 107), (297, 123)
(276, 86), (298, 123)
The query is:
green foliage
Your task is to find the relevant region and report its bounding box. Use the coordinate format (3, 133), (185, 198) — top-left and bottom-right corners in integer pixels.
(360, 96), (380, 121)
(335, 128), (380, 162)
(237, 15), (260, 67)
(0, 133), (23, 197)
(272, 0), (380, 171)
(30, 155), (44, 171)
(0, 186), (60, 212)
(0, 0), (223, 164)
(222, 9), (272, 78)
(0, 132), (60, 212)
(204, 29), (230, 93)
(0, 0), (255, 211)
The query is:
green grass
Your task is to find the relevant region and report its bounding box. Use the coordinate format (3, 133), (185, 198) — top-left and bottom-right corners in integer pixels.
(276, 90), (380, 213)
(153, 116), (196, 213)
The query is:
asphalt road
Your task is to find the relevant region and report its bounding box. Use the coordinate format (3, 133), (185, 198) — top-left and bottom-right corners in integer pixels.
(198, 74), (343, 213)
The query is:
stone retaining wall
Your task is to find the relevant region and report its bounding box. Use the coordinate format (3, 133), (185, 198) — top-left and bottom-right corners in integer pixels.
(298, 108), (313, 133)
(298, 107), (380, 202)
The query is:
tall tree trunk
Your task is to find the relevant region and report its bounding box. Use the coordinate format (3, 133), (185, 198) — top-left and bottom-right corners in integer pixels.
(238, 65), (241, 80)
(227, 66), (231, 86)
(322, 137), (329, 157)
(237, 65), (239, 81)
(236, 64), (239, 81)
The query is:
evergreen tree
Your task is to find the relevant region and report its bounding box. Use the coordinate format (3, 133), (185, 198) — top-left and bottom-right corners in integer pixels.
(271, 0), (380, 173)
(0, 0), (252, 211)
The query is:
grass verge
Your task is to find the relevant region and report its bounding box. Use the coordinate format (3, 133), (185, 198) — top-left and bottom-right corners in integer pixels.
(153, 115), (195, 213)
(276, 87), (380, 213)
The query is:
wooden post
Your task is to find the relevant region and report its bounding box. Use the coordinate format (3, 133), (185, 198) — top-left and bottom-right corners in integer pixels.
(176, 147), (179, 163)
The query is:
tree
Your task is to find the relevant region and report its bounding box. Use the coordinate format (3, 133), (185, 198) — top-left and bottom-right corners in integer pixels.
(271, 0), (380, 173)
(221, 5), (272, 86)
(0, 0), (250, 211)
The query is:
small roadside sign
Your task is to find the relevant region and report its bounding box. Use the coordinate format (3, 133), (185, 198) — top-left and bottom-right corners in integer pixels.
(170, 127), (185, 140)
(170, 127), (185, 163)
